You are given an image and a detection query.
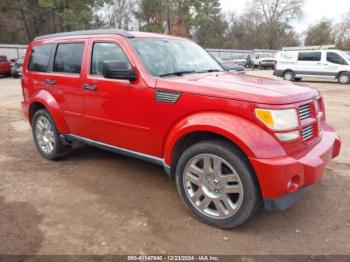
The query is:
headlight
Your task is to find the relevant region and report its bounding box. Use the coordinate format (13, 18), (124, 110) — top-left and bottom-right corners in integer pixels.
(255, 108), (299, 131)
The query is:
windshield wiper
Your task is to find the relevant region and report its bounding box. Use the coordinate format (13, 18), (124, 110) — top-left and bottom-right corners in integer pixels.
(159, 70), (196, 77)
(197, 69), (221, 73)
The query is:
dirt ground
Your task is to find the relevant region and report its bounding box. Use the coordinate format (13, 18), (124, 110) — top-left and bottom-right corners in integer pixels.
(0, 71), (349, 255)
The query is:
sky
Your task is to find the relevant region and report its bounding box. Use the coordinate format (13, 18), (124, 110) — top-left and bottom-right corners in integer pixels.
(220, 0), (350, 34)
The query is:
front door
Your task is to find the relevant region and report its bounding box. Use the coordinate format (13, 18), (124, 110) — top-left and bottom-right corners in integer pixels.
(82, 39), (157, 156)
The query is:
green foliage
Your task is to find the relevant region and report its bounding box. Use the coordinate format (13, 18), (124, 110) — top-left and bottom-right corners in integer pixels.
(305, 19), (334, 46)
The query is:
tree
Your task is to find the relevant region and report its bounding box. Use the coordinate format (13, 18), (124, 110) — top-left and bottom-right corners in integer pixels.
(0, 0), (105, 43)
(192, 0), (227, 48)
(304, 19), (334, 46)
(247, 0), (303, 49)
(99, 0), (136, 30)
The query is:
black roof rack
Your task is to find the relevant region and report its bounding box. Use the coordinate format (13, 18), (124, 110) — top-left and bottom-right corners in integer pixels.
(34, 29), (135, 41)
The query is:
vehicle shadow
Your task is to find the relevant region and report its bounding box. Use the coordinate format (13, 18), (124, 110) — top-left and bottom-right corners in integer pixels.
(0, 194), (44, 254)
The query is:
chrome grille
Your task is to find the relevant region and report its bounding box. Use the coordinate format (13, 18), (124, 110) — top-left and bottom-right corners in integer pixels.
(299, 103), (312, 120)
(302, 125), (314, 141)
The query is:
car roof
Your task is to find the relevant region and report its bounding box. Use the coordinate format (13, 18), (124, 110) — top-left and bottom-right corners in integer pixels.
(34, 29), (183, 41)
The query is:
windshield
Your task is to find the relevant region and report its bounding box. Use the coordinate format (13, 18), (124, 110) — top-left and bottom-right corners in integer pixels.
(130, 38), (223, 77)
(342, 51), (350, 61)
(0, 56), (7, 62)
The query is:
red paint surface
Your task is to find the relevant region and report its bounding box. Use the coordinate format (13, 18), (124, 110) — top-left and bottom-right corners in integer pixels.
(21, 32), (341, 200)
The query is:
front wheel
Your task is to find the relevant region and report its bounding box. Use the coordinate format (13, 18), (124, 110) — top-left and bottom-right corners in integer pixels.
(32, 109), (72, 160)
(338, 72), (349, 84)
(175, 140), (261, 228)
(283, 71), (294, 81)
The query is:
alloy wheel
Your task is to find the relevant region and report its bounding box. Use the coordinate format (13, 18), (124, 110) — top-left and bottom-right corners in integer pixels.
(183, 154), (243, 219)
(35, 116), (56, 155)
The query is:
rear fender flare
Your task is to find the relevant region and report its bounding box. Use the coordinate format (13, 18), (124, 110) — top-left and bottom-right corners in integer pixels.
(29, 89), (70, 133)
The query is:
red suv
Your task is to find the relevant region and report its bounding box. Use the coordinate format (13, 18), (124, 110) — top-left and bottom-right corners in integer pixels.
(21, 30), (341, 228)
(0, 55), (11, 76)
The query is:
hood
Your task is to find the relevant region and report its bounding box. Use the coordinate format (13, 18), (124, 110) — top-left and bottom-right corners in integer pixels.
(156, 72), (318, 105)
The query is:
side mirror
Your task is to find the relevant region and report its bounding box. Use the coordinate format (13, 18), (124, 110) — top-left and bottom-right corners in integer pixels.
(102, 60), (137, 81)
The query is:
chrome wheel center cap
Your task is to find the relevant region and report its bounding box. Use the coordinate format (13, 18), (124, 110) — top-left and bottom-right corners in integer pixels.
(206, 175), (222, 193)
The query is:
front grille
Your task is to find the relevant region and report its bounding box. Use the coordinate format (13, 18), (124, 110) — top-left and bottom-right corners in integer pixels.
(298, 103), (312, 120)
(302, 125), (314, 141)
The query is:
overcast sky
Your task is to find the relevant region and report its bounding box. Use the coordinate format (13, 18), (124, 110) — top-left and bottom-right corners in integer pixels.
(220, 0), (350, 34)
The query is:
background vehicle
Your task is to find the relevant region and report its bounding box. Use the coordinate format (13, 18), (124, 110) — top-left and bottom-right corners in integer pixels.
(11, 58), (23, 78)
(274, 46), (350, 84)
(0, 55), (11, 76)
(252, 55), (276, 69)
(21, 30), (341, 229)
(215, 57), (245, 73)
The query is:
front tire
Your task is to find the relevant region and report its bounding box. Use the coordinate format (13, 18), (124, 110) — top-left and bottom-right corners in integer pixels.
(338, 72), (349, 84)
(175, 140), (261, 228)
(32, 109), (72, 160)
(283, 71), (294, 81)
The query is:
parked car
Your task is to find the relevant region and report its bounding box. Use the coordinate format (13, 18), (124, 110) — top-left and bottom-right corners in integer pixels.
(231, 55), (247, 67)
(21, 30), (341, 228)
(11, 58), (23, 78)
(215, 57), (245, 73)
(0, 55), (11, 76)
(252, 55), (276, 69)
(274, 49), (350, 84)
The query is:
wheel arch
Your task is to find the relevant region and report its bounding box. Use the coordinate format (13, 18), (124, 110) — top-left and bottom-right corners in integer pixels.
(163, 112), (286, 177)
(336, 71), (350, 79)
(28, 90), (70, 133)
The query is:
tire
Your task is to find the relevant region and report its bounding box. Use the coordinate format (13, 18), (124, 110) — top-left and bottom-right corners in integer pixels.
(283, 70), (294, 81)
(175, 140), (261, 228)
(338, 72), (350, 84)
(32, 109), (72, 160)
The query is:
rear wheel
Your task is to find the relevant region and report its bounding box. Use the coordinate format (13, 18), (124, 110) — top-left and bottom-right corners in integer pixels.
(338, 72), (349, 84)
(283, 71), (294, 81)
(32, 109), (72, 160)
(175, 140), (261, 228)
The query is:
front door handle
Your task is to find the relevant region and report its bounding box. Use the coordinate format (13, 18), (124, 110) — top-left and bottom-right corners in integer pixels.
(45, 79), (56, 85)
(83, 84), (97, 91)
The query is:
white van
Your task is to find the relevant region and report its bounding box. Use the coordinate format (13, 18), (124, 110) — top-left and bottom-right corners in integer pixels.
(274, 47), (350, 84)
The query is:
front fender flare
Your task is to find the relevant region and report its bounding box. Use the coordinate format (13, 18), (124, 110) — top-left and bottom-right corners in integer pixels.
(29, 89), (70, 133)
(163, 112), (286, 166)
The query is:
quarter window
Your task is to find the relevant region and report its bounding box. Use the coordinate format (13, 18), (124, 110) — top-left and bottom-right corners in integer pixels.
(327, 52), (347, 65)
(298, 52), (321, 61)
(28, 44), (53, 72)
(91, 42), (130, 75)
(53, 43), (84, 74)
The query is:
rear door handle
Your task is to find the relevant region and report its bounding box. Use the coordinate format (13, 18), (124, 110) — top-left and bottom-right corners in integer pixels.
(83, 84), (97, 91)
(45, 79), (56, 85)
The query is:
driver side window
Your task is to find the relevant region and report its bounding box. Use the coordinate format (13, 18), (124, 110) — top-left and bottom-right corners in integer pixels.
(91, 42), (131, 75)
(327, 52), (347, 65)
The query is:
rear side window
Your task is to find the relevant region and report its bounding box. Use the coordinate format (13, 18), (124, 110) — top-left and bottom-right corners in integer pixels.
(91, 42), (130, 75)
(28, 44), (53, 72)
(53, 43), (84, 74)
(298, 52), (321, 61)
(327, 52), (347, 65)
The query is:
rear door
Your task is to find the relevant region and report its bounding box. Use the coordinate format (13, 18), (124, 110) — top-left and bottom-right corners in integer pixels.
(295, 51), (323, 77)
(45, 40), (87, 137)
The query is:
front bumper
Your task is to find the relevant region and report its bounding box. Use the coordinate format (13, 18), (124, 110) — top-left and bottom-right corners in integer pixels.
(250, 124), (341, 210)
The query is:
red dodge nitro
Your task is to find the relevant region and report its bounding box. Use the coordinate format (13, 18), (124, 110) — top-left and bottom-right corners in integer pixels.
(21, 30), (341, 228)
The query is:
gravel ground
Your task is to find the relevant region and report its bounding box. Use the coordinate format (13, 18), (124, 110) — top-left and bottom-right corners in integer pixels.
(0, 71), (349, 255)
